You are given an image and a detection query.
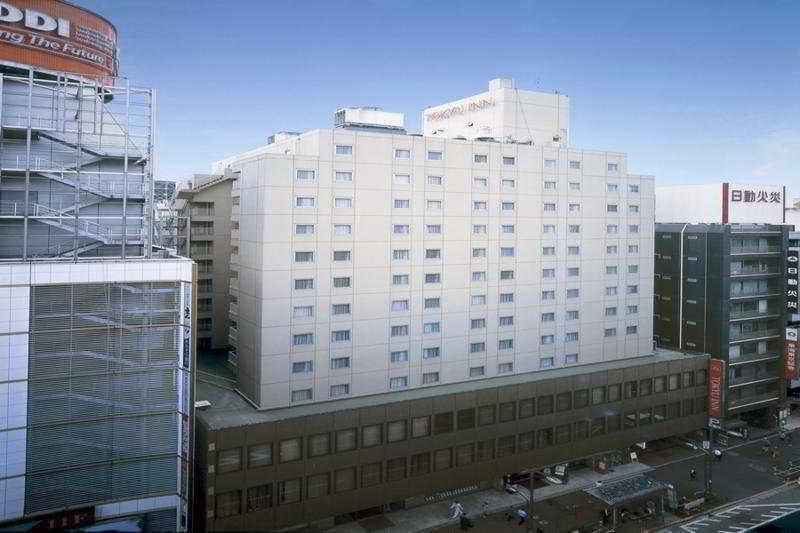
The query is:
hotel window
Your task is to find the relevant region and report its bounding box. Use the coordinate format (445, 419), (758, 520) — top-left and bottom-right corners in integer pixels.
(500, 247), (514, 257)
(387, 421), (407, 442)
(295, 196), (314, 207)
(605, 306), (617, 316)
(499, 316), (514, 326)
(569, 181), (581, 191)
(216, 490), (241, 517)
(427, 175), (442, 185)
(422, 372), (439, 385)
(334, 171), (353, 182)
(502, 178), (515, 188)
(607, 183), (618, 193)
(544, 159), (556, 168)
(543, 224), (556, 234)
(423, 322), (440, 333)
(330, 384), (349, 397)
(604, 328), (617, 337)
(500, 293), (514, 303)
(393, 173), (411, 184)
(386, 457), (407, 481)
(331, 357), (350, 369)
(473, 224), (487, 234)
(425, 272), (441, 282)
(335, 144), (353, 155)
(606, 266), (618, 275)
(426, 224), (441, 234)
(607, 245), (618, 254)
(333, 250), (351, 261)
(295, 251), (313, 263)
(333, 224), (351, 235)
(627, 284), (639, 294)
(629, 224), (639, 233)
(542, 268), (555, 278)
(503, 156), (516, 165)
(607, 204), (618, 213)
(566, 288), (580, 298)
(333, 277), (350, 288)
(569, 160), (581, 169)
(391, 325), (408, 337)
(469, 366), (485, 377)
(470, 342), (486, 353)
(293, 306), (313, 318)
(542, 290), (555, 300)
(472, 271), (487, 282)
(390, 350), (408, 363)
(567, 267), (580, 277)
(295, 224), (314, 235)
(628, 265), (639, 274)
(544, 180), (557, 190)
(608, 163), (619, 172)
(569, 203), (581, 212)
(392, 274), (409, 285)
(296, 169), (315, 181)
(568, 246), (580, 256)
(394, 199), (410, 209)
(502, 224), (515, 234)
(543, 202), (556, 212)
(629, 204), (640, 213)
(218, 448), (241, 473)
(501, 201), (515, 211)
(626, 325), (638, 335)
(423, 347), (440, 358)
(628, 244), (639, 253)
(500, 270), (514, 280)
(606, 286), (618, 296)
(390, 376), (408, 389)
(292, 361), (313, 374)
(565, 353), (579, 365)
(393, 249), (409, 260)
(393, 224), (409, 235)
(409, 453), (431, 477)
(395, 148), (410, 158)
(471, 318), (486, 329)
(629, 184), (639, 192)
(427, 200), (442, 209)
(391, 299), (409, 312)
(291, 389), (312, 402)
(540, 357), (554, 369)
(472, 247), (486, 257)
(543, 246), (556, 256)
(474, 154), (488, 163)
(565, 332), (579, 342)
(473, 177), (488, 187)
(541, 335), (554, 345)
(471, 294), (486, 305)
(248, 444), (272, 468)
(498, 362), (514, 373)
(499, 339), (514, 350)
(473, 201), (488, 211)
(424, 298), (440, 309)
(607, 224), (618, 234)
(567, 310), (579, 320)
(427, 150), (443, 160)
(293, 333), (313, 346)
(541, 312), (555, 322)
(569, 224), (581, 234)
(627, 305), (639, 315)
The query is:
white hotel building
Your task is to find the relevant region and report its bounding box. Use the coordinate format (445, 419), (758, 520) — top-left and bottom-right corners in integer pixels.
(214, 78), (655, 410)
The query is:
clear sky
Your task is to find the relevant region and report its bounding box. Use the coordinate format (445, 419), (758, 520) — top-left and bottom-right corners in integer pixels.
(80, 0), (799, 189)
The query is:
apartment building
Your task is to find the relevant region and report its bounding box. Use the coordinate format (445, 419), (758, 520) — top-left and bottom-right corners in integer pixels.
(173, 174), (235, 352)
(214, 79), (656, 410)
(654, 223), (791, 427)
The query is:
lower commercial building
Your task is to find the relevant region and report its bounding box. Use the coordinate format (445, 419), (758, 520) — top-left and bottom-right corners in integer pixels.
(654, 223), (792, 427)
(194, 349), (708, 531)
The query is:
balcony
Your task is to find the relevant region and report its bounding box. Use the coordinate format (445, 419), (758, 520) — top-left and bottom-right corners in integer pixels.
(730, 267), (780, 277)
(728, 392), (782, 411)
(728, 373), (781, 388)
(229, 301), (238, 315)
(729, 328), (782, 342)
(729, 310), (781, 321)
(729, 350), (782, 366)
(730, 245), (780, 255)
(729, 290), (780, 300)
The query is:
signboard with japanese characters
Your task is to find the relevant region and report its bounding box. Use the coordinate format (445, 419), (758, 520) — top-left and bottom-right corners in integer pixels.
(726, 183), (785, 223)
(788, 248), (798, 313)
(785, 328), (798, 381)
(708, 359), (725, 418)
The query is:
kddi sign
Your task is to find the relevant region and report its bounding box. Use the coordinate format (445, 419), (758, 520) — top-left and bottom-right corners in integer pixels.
(0, 2), (70, 37)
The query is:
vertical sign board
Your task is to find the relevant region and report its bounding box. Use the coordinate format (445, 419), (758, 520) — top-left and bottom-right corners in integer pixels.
(786, 328), (798, 380)
(708, 359), (725, 418)
(788, 249), (798, 314)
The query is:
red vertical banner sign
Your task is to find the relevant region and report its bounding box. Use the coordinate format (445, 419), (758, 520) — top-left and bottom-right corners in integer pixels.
(708, 359), (725, 418)
(785, 328), (798, 380)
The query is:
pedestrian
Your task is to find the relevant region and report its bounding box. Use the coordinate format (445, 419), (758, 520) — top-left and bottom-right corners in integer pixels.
(449, 501), (464, 520)
(689, 468), (697, 480)
(713, 449), (722, 461)
(515, 508), (528, 526)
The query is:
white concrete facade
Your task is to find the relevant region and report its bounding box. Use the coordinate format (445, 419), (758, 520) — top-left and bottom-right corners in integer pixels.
(218, 92), (655, 409)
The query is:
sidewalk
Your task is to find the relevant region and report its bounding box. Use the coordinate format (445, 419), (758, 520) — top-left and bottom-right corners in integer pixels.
(326, 462), (651, 533)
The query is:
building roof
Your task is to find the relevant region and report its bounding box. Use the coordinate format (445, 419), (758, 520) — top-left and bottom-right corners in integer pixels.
(584, 475), (669, 505)
(196, 348), (704, 431)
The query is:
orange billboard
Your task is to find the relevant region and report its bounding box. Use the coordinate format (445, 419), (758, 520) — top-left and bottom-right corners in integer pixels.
(708, 359), (725, 418)
(0, 0), (117, 78)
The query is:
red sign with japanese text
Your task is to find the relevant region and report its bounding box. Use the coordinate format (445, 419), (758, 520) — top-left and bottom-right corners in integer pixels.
(708, 359), (725, 418)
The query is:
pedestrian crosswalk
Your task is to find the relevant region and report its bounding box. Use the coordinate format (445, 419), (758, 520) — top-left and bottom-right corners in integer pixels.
(675, 502), (800, 532)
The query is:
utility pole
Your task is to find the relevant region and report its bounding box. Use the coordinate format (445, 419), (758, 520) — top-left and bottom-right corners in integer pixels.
(704, 427), (714, 497)
(527, 470), (534, 532)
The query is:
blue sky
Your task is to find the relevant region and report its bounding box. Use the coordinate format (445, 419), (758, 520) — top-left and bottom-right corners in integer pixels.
(81, 0), (799, 188)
